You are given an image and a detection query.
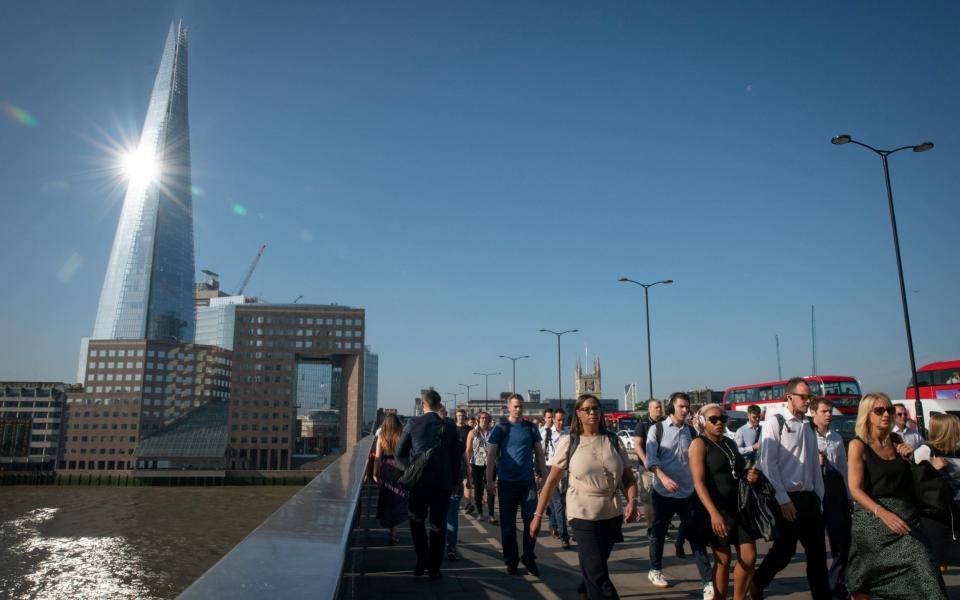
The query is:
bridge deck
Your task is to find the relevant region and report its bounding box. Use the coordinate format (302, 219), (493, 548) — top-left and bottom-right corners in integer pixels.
(340, 484), (960, 600)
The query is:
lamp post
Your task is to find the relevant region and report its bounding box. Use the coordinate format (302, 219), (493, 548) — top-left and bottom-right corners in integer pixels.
(539, 329), (578, 402)
(832, 134), (933, 433)
(618, 278), (674, 402)
(447, 391), (462, 412)
(459, 383), (478, 411)
(473, 372), (500, 401)
(499, 355), (530, 393)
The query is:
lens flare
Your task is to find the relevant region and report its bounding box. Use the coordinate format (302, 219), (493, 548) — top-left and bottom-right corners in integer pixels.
(121, 148), (158, 184)
(231, 203), (247, 217)
(2, 103), (37, 127)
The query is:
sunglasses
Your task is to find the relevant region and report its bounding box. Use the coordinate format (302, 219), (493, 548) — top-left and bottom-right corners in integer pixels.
(895, 412), (907, 417)
(871, 405), (896, 416)
(790, 393), (814, 401)
(706, 415), (728, 425)
(579, 406), (600, 414)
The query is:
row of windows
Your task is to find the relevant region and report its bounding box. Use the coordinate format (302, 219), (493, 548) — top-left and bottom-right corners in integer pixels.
(245, 328), (362, 338)
(88, 373), (142, 382)
(230, 436), (290, 444)
(84, 386), (142, 394)
(88, 349), (145, 358)
(87, 361), (143, 370)
(70, 422), (138, 430)
(232, 424), (290, 432)
(240, 339), (362, 350)
(86, 349), (231, 366)
(0, 411), (61, 420)
(63, 459), (133, 468)
(232, 412), (289, 420)
(242, 316), (362, 327)
(231, 400), (290, 408)
(69, 435), (137, 443)
(66, 448), (135, 455)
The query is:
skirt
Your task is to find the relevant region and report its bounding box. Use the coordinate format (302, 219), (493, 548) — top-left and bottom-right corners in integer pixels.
(847, 496), (947, 600)
(376, 456), (409, 528)
(690, 495), (758, 548)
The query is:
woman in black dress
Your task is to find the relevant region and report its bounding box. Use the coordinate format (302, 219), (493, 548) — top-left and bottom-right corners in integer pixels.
(374, 413), (409, 543)
(847, 392), (946, 600)
(689, 403), (760, 600)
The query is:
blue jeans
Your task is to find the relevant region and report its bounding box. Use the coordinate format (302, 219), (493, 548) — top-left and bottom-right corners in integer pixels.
(549, 487), (569, 542)
(446, 483), (463, 552)
(498, 479), (537, 567)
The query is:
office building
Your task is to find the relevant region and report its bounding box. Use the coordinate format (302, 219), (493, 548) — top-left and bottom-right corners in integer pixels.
(61, 339), (231, 472)
(362, 346), (378, 431)
(0, 382), (73, 471)
(91, 22), (195, 344)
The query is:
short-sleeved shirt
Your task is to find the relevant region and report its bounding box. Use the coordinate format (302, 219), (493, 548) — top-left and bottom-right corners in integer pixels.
(554, 434), (631, 520)
(488, 420), (541, 482)
(645, 419), (696, 499)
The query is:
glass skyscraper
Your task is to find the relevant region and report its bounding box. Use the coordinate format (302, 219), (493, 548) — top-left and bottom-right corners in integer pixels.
(92, 21), (195, 342)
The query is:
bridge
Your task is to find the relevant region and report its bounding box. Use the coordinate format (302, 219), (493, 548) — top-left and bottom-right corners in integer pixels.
(179, 437), (960, 599)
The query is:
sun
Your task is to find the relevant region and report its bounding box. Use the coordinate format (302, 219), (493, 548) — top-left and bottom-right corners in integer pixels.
(121, 148), (159, 184)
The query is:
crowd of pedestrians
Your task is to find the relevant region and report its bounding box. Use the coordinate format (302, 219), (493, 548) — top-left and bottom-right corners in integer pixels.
(382, 381), (957, 600)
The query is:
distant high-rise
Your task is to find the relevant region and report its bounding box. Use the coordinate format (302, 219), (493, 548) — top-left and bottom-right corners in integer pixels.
(92, 21), (195, 343)
(363, 346), (379, 429)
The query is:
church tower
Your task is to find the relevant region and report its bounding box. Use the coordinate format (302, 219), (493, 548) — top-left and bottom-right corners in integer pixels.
(575, 355), (602, 398)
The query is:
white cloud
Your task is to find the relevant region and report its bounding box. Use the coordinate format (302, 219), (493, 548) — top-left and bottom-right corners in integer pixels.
(57, 252), (84, 283)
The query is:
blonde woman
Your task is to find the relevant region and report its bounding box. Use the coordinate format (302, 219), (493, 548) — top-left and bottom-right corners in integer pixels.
(846, 393), (946, 600)
(913, 413), (960, 569)
(374, 413), (409, 544)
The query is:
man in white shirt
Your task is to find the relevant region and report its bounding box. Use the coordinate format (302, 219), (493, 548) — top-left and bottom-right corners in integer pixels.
(751, 378), (830, 600)
(810, 398), (851, 599)
(892, 403), (924, 449)
(734, 404), (762, 464)
(542, 408), (570, 548)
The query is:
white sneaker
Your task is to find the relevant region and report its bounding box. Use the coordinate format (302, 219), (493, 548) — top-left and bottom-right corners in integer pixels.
(703, 582), (715, 600)
(647, 570), (669, 588)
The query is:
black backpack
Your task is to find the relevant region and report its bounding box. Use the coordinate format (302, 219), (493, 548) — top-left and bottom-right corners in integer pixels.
(399, 416), (449, 491)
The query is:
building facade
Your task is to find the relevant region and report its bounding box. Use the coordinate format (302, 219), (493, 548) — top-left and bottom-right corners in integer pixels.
(92, 21), (195, 344)
(0, 382), (72, 471)
(575, 355), (602, 398)
(61, 339), (231, 472)
(362, 346), (378, 431)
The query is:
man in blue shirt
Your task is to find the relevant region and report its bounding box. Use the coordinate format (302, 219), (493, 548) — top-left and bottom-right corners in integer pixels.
(645, 392), (712, 597)
(735, 404), (762, 464)
(486, 393), (548, 575)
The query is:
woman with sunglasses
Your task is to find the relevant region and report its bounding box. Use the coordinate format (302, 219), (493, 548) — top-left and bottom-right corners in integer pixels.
(689, 403), (760, 600)
(530, 394), (639, 600)
(846, 392), (946, 600)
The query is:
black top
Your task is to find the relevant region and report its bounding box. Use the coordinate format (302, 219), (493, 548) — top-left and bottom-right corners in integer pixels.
(701, 436), (746, 511)
(859, 437), (913, 500)
(632, 416), (661, 446)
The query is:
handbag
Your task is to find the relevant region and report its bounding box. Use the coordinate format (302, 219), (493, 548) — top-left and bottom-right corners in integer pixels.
(909, 456), (955, 516)
(399, 418), (446, 492)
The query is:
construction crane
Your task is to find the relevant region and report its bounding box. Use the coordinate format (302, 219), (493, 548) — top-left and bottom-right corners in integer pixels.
(234, 244), (266, 295)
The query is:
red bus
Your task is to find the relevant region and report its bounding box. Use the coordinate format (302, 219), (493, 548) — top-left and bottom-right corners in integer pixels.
(724, 375), (862, 415)
(905, 360), (960, 401)
(605, 411), (639, 432)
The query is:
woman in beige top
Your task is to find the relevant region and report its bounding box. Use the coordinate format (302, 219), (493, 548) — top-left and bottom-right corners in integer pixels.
(531, 394), (639, 600)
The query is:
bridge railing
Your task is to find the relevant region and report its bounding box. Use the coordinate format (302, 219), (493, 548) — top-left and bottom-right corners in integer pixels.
(177, 435), (374, 599)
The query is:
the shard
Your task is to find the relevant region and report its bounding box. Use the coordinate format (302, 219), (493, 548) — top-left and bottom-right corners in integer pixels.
(92, 22), (195, 342)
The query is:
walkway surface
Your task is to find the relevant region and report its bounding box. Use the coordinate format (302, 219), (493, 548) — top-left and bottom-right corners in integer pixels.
(340, 484), (960, 600)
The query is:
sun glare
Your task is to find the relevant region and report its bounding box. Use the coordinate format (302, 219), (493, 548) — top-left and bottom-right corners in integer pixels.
(121, 148), (158, 184)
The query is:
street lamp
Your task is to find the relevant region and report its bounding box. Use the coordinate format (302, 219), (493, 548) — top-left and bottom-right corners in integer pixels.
(539, 329), (578, 402)
(447, 391), (462, 412)
(618, 278), (674, 402)
(473, 372), (501, 401)
(832, 134), (934, 433)
(459, 383), (478, 410)
(499, 355), (530, 393)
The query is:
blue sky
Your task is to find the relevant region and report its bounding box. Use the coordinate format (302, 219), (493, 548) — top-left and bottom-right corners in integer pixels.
(2, 1), (958, 411)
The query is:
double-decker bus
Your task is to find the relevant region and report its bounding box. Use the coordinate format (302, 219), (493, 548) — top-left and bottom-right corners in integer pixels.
(905, 360), (960, 401)
(724, 375), (862, 415)
(605, 411), (638, 432)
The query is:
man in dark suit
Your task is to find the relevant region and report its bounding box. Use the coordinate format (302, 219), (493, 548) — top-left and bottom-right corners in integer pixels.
(396, 389), (462, 580)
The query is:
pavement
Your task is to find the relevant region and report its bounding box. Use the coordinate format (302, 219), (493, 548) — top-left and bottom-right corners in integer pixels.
(340, 483), (960, 600)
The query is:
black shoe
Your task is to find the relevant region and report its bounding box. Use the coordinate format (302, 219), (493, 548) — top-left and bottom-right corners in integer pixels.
(428, 571), (442, 581)
(414, 562), (426, 577)
(506, 565), (519, 575)
(675, 543), (686, 559)
(446, 550), (457, 561)
(522, 558), (540, 577)
(561, 539), (571, 550)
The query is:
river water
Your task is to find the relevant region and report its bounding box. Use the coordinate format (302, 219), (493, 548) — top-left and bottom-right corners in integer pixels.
(0, 486), (298, 599)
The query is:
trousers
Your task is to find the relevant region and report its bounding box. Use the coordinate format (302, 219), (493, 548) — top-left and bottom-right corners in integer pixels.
(570, 516), (623, 600)
(498, 479), (537, 567)
(649, 490), (711, 584)
(408, 487), (450, 575)
(549, 486), (569, 542)
(754, 490), (831, 600)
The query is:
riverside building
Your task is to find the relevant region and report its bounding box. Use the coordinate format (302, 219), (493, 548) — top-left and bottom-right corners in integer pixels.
(0, 382), (74, 471)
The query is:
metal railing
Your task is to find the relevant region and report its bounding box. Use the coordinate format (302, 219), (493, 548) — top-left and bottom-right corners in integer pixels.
(177, 435), (374, 599)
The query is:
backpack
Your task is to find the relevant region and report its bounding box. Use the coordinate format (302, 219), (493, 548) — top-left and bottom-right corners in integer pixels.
(560, 430), (622, 493)
(399, 416), (448, 492)
(653, 420), (697, 458)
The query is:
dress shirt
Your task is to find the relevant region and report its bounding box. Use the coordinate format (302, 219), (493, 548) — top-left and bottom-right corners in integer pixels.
(541, 425), (568, 465)
(759, 410), (824, 505)
(892, 423), (924, 449)
(735, 422), (762, 456)
(645, 417), (695, 499)
(815, 425), (850, 499)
